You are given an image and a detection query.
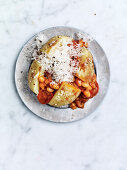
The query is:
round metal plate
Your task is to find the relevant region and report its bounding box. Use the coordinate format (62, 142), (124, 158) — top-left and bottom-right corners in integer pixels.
(15, 26), (110, 123)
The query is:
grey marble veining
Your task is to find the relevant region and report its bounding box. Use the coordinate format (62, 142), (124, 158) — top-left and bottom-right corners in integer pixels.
(0, 0), (127, 170)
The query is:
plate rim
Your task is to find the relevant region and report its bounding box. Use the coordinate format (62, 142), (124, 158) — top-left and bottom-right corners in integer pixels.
(15, 26), (110, 123)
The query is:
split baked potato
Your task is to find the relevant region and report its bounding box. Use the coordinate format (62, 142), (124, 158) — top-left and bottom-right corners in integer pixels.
(28, 35), (98, 109)
(40, 35), (73, 55)
(75, 47), (95, 83)
(28, 60), (44, 94)
(49, 82), (81, 107)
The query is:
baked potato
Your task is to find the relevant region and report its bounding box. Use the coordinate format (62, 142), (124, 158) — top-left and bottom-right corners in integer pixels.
(48, 82), (81, 107)
(40, 35), (73, 55)
(75, 47), (94, 83)
(28, 36), (72, 95)
(28, 60), (44, 94)
(28, 35), (99, 109)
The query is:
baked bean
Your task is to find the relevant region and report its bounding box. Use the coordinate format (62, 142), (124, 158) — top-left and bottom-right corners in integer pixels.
(45, 79), (51, 85)
(47, 87), (54, 92)
(50, 83), (59, 90)
(81, 82), (89, 88)
(75, 100), (84, 108)
(38, 76), (45, 83)
(75, 78), (82, 86)
(90, 82), (95, 88)
(39, 83), (46, 90)
(83, 90), (91, 98)
(44, 72), (52, 84)
(91, 82), (99, 97)
(87, 85), (92, 91)
(70, 102), (77, 109)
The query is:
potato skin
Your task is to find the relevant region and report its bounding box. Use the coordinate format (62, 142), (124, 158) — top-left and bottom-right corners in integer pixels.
(28, 60), (44, 94)
(48, 82), (81, 107)
(75, 47), (95, 83)
(40, 35), (73, 54)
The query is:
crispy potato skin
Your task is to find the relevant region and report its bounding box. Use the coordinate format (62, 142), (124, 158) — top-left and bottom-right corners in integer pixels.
(75, 47), (95, 83)
(48, 82), (81, 107)
(28, 60), (44, 94)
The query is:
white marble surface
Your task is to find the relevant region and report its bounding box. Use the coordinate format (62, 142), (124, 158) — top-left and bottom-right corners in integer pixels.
(0, 0), (127, 169)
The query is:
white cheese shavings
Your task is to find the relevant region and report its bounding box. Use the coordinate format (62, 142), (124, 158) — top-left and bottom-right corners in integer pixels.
(33, 35), (83, 83)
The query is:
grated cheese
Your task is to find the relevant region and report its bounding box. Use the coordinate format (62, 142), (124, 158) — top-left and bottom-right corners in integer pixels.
(33, 35), (83, 83)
